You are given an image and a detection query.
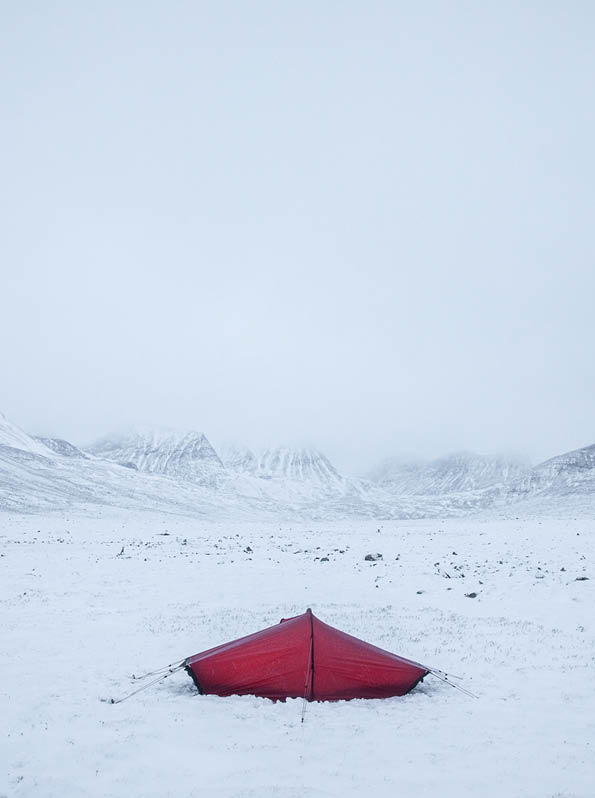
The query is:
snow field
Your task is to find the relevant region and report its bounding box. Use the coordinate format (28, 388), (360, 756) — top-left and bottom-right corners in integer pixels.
(1, 513), (593, 797)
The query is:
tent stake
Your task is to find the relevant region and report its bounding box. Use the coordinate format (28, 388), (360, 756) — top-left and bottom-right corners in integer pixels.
(301, 696), (308, 723)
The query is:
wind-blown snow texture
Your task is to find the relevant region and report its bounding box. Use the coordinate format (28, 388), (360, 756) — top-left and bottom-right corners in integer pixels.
(1, 409), (595, 518)
(1, 513), (593, 797)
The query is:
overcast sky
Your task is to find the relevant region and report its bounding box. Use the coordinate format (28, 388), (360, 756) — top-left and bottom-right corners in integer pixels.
(1, 1), (594, 472)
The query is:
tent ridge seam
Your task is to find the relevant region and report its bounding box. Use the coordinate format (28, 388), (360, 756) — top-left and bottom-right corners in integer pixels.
(308, 607), (315, 701)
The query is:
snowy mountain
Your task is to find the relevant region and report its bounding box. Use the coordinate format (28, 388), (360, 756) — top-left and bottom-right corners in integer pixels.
(218, 443), (439, 517)
(256, 446), (344, 485)
(367, 443), (595, 516)
(507, 443), (595, 499)
(0, 423), (265, 517)
(369, 452), (531, 496)
(218, 443), (258, 474)
(0, 411), (52, 456)
(221, 442), (404, 514)
(1, 408), (594, 519)
(86, 429), (226, 488)
(34, 436), (88, 458)
(0, 413), (415, 518)
(221, 444), (344, 486)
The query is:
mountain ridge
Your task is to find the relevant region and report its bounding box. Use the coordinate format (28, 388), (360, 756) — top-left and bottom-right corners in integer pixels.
(1, 410), (594, 518)
(86, 429), (225, 487)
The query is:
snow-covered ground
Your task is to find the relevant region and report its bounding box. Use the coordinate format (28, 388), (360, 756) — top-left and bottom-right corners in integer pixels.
(1, 511), (593, 798)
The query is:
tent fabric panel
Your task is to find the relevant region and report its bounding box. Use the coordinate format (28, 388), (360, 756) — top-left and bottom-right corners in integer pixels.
(186, 612), (312, 700)
(186, 611), (307, 661)
(312, 616), (428, 700)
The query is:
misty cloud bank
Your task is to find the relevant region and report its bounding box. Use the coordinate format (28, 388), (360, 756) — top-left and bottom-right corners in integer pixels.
(2, 3), (594, 473)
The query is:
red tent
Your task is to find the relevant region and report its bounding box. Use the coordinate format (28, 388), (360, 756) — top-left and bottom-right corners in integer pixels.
(184, 609), (428, 701)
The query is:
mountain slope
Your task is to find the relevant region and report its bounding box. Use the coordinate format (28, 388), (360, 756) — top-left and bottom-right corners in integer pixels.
(87, 430), (226, 487)
(34, 437), (88, 458)
(369, 452), (531, 496)
(0, 412), (53, 456)
(256, 446), (344, 486)
(509, 443), (595, 498)
(218, 443), (257, 474)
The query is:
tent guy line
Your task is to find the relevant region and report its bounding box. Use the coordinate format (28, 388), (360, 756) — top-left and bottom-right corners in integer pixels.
(106, 667), (186, 705)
